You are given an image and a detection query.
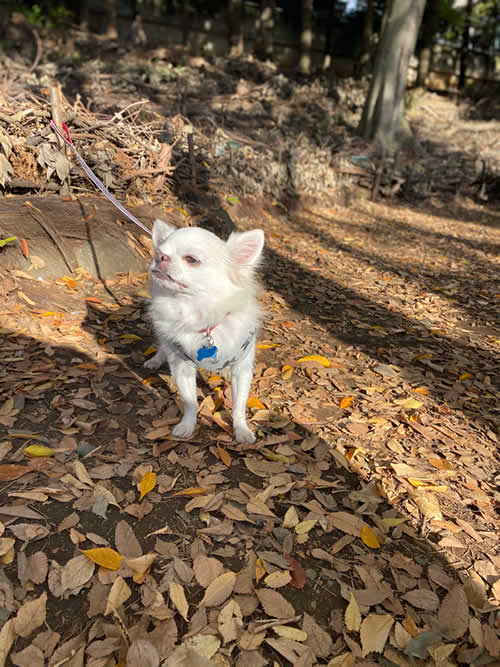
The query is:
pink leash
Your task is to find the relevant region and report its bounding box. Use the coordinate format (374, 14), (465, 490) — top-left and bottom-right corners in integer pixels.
(49, 120), (152, 236)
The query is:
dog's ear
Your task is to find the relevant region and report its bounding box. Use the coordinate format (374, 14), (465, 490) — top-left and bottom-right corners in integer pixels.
(152, 218), (177, 247)
(226, 229), (264, 286)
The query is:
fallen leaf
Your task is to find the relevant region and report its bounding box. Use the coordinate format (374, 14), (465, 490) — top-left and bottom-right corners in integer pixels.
(295, 519), (317, 535)
(61, 554), (95, 593)
(199, 571), (236, 608)
(139, 471), (157, 501)
(438, 584), (469, 639)
(255, 588), (295, 619)
(297, 355), (331, 367)
(105, 576), (131, 615)
(14, 592), (47, 638)
(360, 613), (394, 657)
(81, 547), (122, 570)
(23, 445), (55, 458)
(169, 581), (189, 621)
(264, 570), (292, 589)
(360, 525), (381, 549)
(345, 593), (361, 632)
(403, 589), (440, 611)
(126, 639), (160, 667)
(194, 555), (224, 588)
(340, 396), (353, 409)
(303, 611), (333, 658)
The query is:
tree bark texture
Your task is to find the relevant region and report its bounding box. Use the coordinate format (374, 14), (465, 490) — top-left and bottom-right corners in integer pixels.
(358, 0), (374, 76)
(105, 0), (118, 39)
(358, 0), (426, 155)
(255, 0), (276, 60)
(228, 0), (244, 56)
(416, 0), (440, 87)
(459, 0), (473, 89)
(322, 0), (336, 71)
(299, 0), (314, 75)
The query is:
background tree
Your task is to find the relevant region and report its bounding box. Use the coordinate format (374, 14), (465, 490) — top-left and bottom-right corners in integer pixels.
(416, 0), (440, 87)
(105, 0), (118, 39)
(358, 0), (374, 75)
(228, 0), (244, 56)
(299, 0), (314, 75)
(358, 0), (426, 155)
(458, 0), (473, 88)
(255, 0), (276, 60)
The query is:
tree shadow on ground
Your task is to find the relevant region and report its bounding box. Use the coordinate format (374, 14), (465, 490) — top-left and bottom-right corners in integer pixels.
(0, 317), (487, 663)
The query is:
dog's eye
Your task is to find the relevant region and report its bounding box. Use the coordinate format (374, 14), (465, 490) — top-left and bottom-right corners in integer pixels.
(183, 255), (200, 265)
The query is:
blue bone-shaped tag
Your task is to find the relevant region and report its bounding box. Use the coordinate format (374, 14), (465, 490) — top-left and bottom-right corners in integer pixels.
(197, 345), (217, 362)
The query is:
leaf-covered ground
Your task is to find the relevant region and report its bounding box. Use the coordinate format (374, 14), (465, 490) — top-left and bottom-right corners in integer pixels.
(1, 193), (499, 666)
(0, 25), (499, 667)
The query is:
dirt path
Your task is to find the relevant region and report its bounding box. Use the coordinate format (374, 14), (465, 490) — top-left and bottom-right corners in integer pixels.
(0, 192), (499, 666)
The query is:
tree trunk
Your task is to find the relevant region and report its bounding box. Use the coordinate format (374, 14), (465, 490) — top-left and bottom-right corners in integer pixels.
(228, 0), (244, 56)
(416, 0), (440, 87)
(458, 0), (473, 89)
(79, 0), (89, 30)
(105, 0), (119, 39)
(299, 0), (314, 75)
(322, 0), (335, 71)
(255, 0), (276, 61)
(358, 0), (426, 155)
(357, 0), (374, 76)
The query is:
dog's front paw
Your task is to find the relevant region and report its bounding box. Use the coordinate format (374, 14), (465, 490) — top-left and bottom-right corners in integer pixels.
(233, 424), (256, 444)
(172, 419), (196, 439)
(144, 353), (163, 371)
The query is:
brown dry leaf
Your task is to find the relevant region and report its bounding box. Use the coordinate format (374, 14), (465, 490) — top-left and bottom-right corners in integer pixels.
(169, 581), (189, 621)
(0, 619), (16, 667)
(264, 570), (292, 589)
(463, 572), (488, 611)
(345, 593), (361, 632)
(438, 584), (469, 639)
(124, 553), (157, 578)
(105, 576), (131, 615)
(193, 554), (224, 588)
(217, 444), (232, 467)
(0, 464), (30, 482)
(0, 538), (14, 557)
(199, 571), (236, 608)
(282, 506), (299, 528)
(360, 613), (394, 657)
(221, 504), (254, 523)
(403, 588), (440, 611)
(164, 645), (215, 667)
(483, 624), (500, 657)
(327, 653), (355, 666)
(115, 520), (142, 560)
(218, 599), (243, 644)
(14, 592), (47, 638)
(29, 552), (48, 585)
(126, 639), (160, 667)
(303, 611), (333, 658)
(327, 512), (366, 536)
(61, 554), (95, 593)
(274, 626), (307, 642)
(247, 497), (277, 518)
(255, 588), (295, 619)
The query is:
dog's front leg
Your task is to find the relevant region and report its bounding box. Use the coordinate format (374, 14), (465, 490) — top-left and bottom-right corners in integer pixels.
(231, 354), (256, 444)
(169, 355), (198, 439)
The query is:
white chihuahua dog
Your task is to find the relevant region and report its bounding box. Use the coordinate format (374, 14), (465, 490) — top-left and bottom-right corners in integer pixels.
(145, 219), (264, 443)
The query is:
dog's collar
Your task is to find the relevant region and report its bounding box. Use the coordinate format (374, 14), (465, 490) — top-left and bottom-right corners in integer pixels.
(172, 329), (256, 372)
(199, 312), (230, 335)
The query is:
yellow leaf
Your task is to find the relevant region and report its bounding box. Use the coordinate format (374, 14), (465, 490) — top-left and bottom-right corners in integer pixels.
(217, 444), (232, 467)
(413, 386), (430, 394)
(345, 447), (365, 463)
(178, 208), (188, 216)
(295, 519), (317, 535)
(394, 397), (424, 409)
(98, 337), (107, 345)
(144, 346), (157, 356)
(413, 353), (433, 360)
(24, 445), (55, 458)
(297, 355), (331, 367)
(408, 480), (448, 492)
(247, 396), (266, 409)
(257, 343), (278, 350)
(459, 372), (472, 381)
(255, 557), (266, 582)
(340, 396), (353, 409)
(382, 517), (407, 527)
(119, 334), (142, 341)
(139, 472), (157, 501)
(17, 290), (36, 306)
(172, 487), (209, 497)
(281, 364), (294, 380)
(360, 525), (381, 549)
(73, 362), (98, 370)
(82, 547), (122, 570)
(428, 458), (454, 471)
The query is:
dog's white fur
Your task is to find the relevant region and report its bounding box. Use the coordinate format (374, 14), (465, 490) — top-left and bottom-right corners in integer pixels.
(145, 219), (264, 443)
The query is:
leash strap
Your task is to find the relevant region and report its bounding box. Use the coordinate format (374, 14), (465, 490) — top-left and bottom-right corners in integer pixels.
(49, 120), (152, 236)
